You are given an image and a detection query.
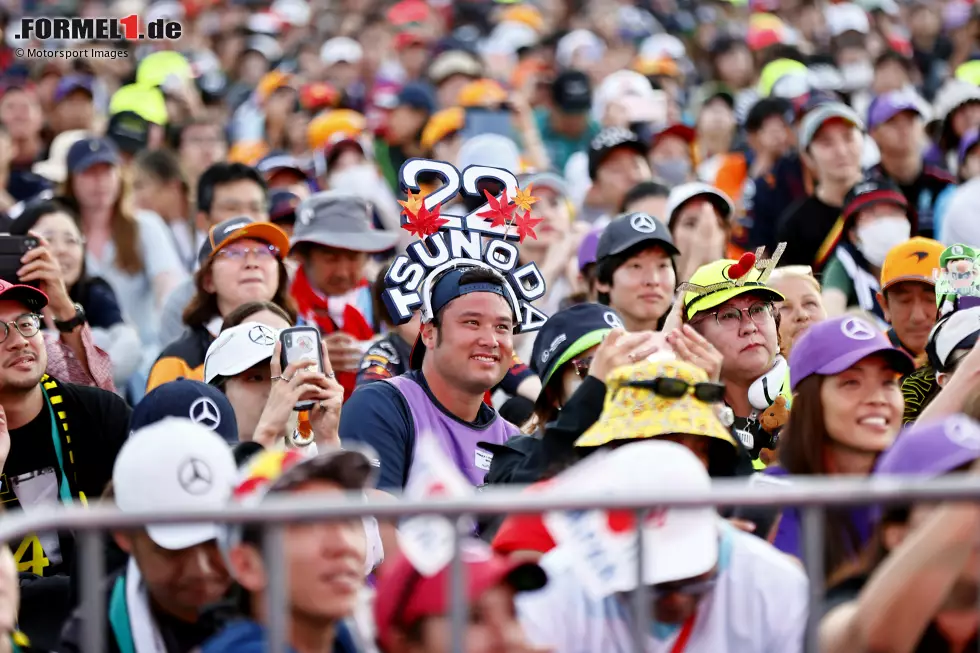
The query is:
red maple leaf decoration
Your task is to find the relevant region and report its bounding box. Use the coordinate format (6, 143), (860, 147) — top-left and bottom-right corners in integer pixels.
(513, 210), (543, 243)
(477, 188), (517, 228)
(401, 202), (448, 238)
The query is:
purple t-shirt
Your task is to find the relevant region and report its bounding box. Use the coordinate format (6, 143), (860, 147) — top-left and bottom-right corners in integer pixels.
(765, 467), (874, 560)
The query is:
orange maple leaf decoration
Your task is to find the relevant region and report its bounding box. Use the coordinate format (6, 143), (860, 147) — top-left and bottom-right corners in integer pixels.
(477, 188), (517, 228)
(514, 184), (538, 213)
(513, 210), (543, 243)
(401, 202), (448, 238)
(398, 189), (425, 216)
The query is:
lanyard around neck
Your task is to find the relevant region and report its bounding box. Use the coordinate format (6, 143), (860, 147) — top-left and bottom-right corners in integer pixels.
(40, 385), (72, 504)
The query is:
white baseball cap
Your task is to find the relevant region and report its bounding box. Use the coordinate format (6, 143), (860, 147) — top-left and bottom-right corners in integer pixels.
(930, 307), (980, 370)
(113, 418), (238, 550)
(320, 37), (363, 67)
(204, 322), (279, 384)
(665, 182), (735, 228)
(544, 440), (718, 592)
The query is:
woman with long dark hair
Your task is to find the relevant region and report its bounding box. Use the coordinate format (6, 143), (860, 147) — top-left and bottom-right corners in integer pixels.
(770, 314), (913, 581)
(146, 217), (296, 391)
(9, 196), (137, 390)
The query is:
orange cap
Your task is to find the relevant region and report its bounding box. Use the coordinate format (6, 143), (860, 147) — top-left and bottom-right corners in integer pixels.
(228, 141), (269, 166)
(500, 5), (545, 31)
(257, 71), (294, 103)
(634, 56), (681, 78)
(307, 109), (367, 151)
(421, 107), (465, 151)
(880, 237), (946, 291)
(457, 79), (509, 108)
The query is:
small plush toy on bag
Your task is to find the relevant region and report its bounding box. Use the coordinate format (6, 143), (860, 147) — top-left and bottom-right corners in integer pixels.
(758, 395), (789, 465)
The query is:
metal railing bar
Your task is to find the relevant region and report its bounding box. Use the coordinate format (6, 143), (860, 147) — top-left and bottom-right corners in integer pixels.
(263, 526), (288, 653)
(79, 530), (105, 653)
(1, 475), (979, 543)
(631, 508), (647, 653)
(449, 517), (468, 653)
(801, 507), (825, 653)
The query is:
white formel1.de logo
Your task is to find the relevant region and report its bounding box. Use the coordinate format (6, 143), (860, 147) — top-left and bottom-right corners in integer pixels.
(383, 158), (548, 334)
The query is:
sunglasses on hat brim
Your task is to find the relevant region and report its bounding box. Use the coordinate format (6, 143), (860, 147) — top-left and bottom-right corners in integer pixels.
(621, 378), (726, 403)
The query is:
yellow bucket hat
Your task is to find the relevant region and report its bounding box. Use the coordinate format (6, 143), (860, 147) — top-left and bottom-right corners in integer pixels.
(575, 359), (736, 449)
(680, 246), (787, 321)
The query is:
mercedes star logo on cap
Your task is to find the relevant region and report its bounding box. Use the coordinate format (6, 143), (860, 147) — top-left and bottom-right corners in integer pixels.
(189, 397), (222, 430)
(629, 213), (658, 234)
(840, 317), (876, 341)
(248, 325), (276, 346)
(177, 457), (213, 495)
(604, 311), (624, 328)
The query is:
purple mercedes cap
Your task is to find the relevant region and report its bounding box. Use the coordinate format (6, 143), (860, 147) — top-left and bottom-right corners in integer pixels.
(867, 91), (923, 130)
(959, 126), (980, 165)
(577, 225), (604, 271)
(875, 415), (980, 477)
(788, 315), (914, 390)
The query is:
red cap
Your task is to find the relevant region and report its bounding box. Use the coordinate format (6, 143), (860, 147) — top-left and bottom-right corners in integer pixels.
(374, 540), (547, 648)
(0, 279), (48, 313)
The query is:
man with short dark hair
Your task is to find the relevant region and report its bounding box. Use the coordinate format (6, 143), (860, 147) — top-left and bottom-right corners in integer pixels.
(0, 279), (131, 648)
(340, 266), (521, 489)
(201, 448), (373, 653)
(158, 163), (271, 346)
(595, 213), (679, 332)
(620, 181), (670, 217)
(581, 128), (653, 224)
(536, 70), (599, 172)
(59, 418), (237, 653)
(868, 90), (956, 239)
(777, 102), (866, 269)
(877, 237), (945, 359)
(173, 118), (229, 198)
(290, 191), (399, 400)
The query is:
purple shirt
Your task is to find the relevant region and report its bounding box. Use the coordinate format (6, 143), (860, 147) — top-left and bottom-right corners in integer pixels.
(387, 375), (518, 486)
(765, 467), (873, 560)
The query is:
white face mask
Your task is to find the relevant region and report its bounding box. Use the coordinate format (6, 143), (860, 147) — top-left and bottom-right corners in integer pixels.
(855, 216), (911, 267)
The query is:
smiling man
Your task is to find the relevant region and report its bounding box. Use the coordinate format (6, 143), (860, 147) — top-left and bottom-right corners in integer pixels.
(594, 212), (679, 332)
(0, 279), (131, 648)
(340, 266), (520, 489)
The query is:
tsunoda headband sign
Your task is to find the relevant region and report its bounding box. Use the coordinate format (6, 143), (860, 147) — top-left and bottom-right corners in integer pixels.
(382, 158), (549, 334)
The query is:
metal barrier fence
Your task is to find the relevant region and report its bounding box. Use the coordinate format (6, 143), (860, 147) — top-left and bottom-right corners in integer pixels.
(3, 474), (980, 653)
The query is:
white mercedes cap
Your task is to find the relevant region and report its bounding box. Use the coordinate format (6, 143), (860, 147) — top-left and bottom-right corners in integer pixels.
(665, 182), (735, 227)
(204, 322), (279, 384)
(113, 417), (238, 550)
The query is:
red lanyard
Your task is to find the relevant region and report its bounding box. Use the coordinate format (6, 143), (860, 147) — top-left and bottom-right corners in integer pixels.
(670, 615), (696, 653)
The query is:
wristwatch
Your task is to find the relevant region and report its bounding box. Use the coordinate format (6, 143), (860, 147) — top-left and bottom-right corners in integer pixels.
(54, 303), (87, 333)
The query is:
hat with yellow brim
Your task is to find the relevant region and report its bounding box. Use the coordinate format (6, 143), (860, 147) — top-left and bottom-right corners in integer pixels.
(109, 84), (168, 126)
(682, 252), (785, 322)
(574, 359), (737, 449)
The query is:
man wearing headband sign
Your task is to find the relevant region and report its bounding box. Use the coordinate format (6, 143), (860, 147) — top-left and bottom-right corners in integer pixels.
(339, 158), (549, 490)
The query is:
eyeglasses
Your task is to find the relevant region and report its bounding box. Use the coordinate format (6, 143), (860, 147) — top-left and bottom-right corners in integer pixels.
(0, 314), (41, 343)
(696, 302), (774, 330)
(572, 356), (593, 377)
(622, 377), (726, 403)
(37, 232), (84, 248)
(215, 244), (281, 260)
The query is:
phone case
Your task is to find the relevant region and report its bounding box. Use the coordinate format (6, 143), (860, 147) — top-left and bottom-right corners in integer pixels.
(0, 236), (39, 288)
(279, 326), (325, 411)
